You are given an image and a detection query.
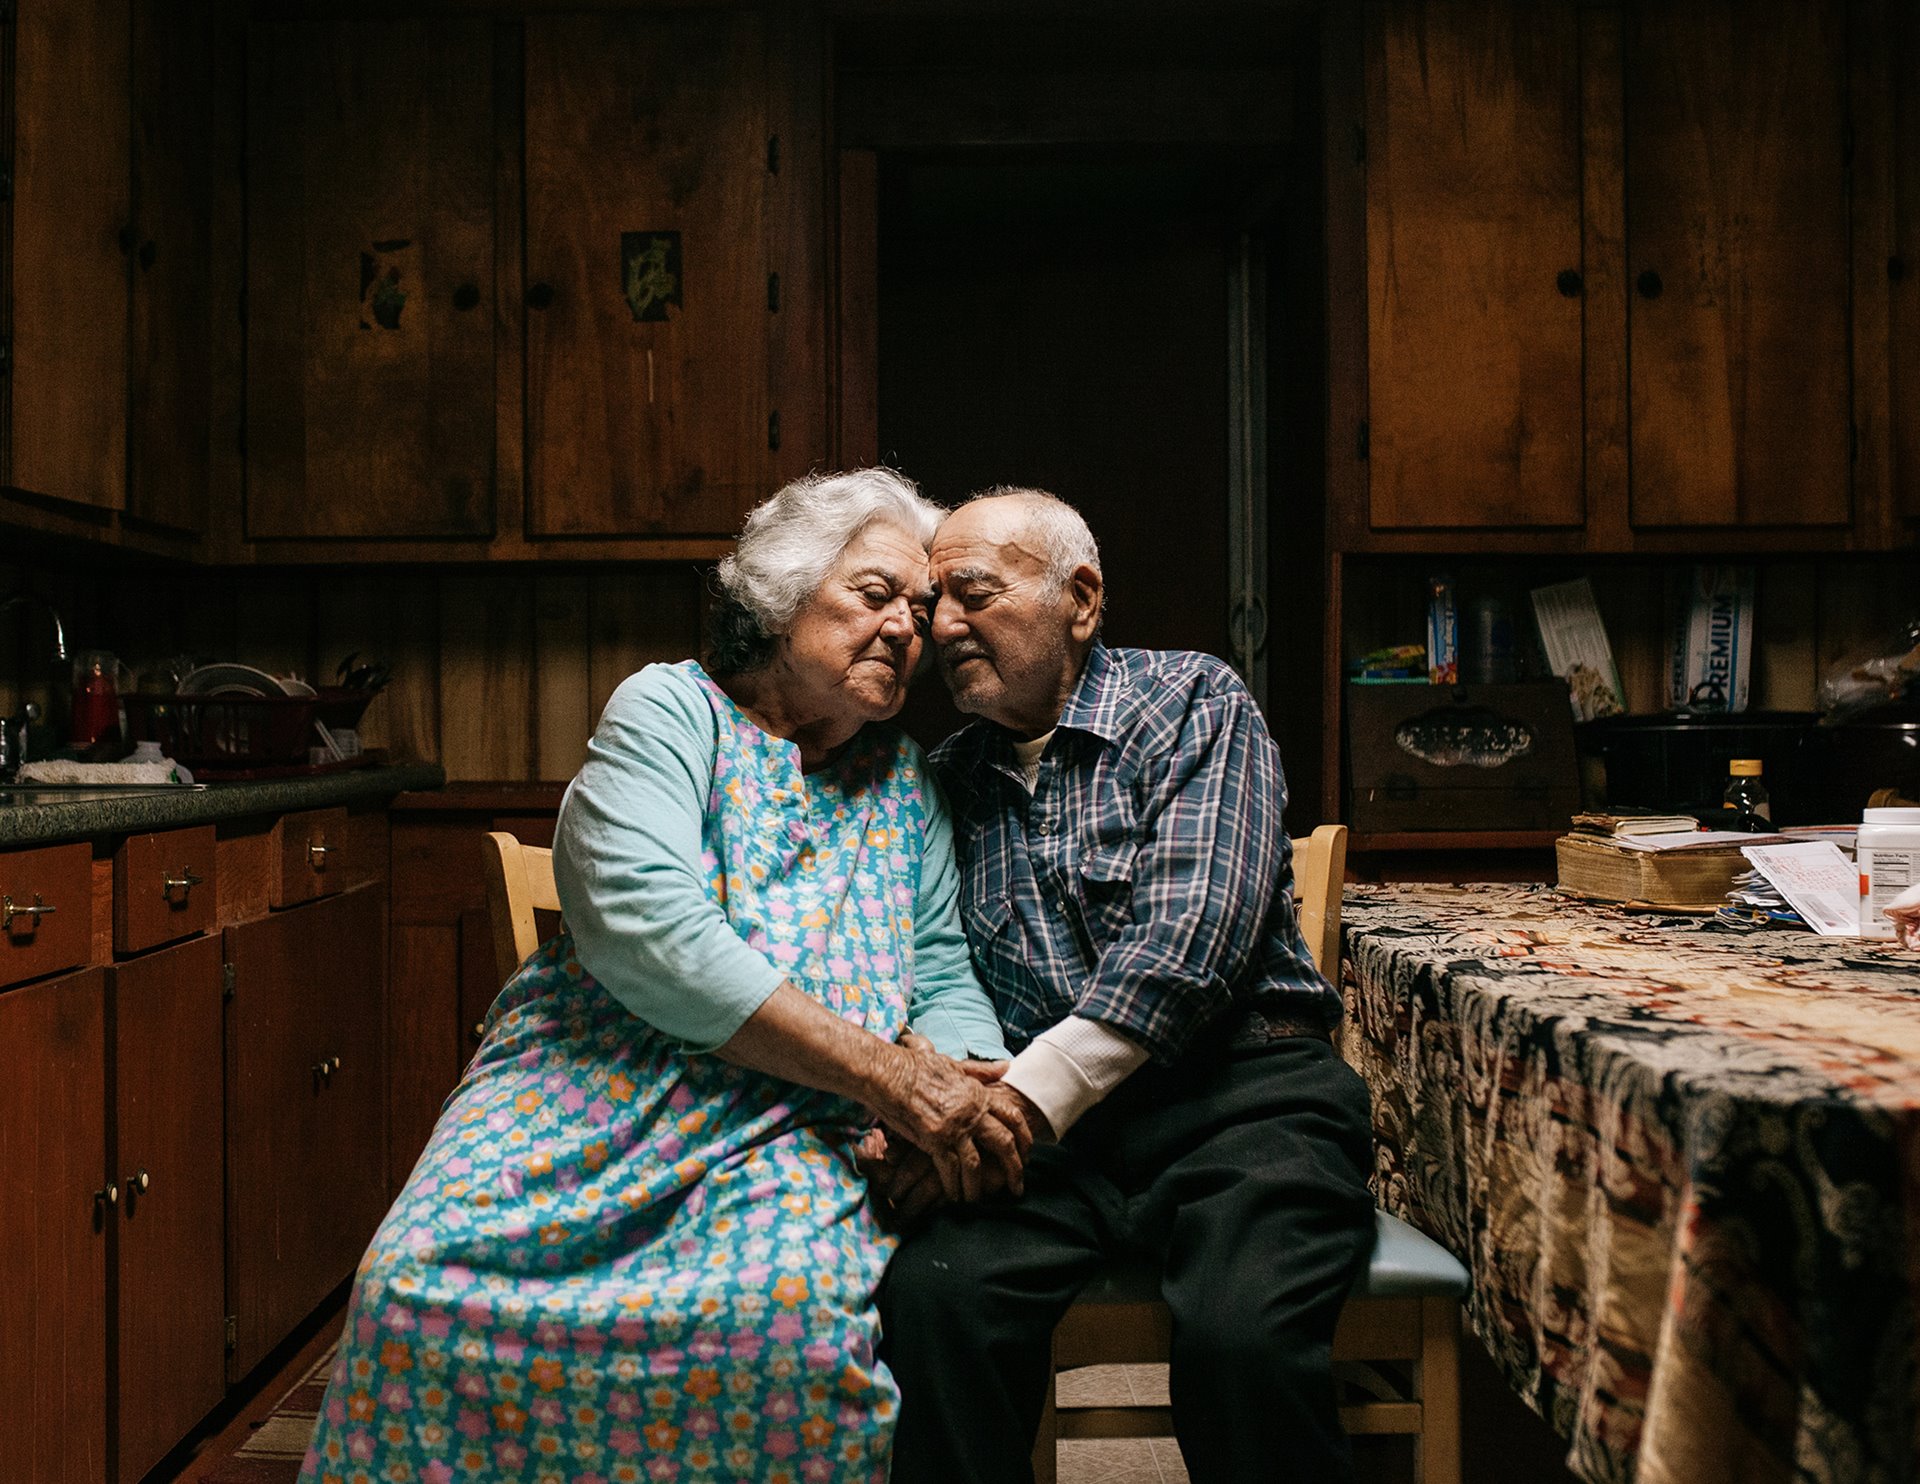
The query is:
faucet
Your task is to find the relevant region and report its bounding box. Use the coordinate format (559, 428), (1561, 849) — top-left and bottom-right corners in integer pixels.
(0, 590), (68, 780)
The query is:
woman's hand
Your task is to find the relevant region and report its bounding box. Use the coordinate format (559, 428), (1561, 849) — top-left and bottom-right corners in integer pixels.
(872, 1038), (1027, 1202)
(713, 984), (1035, 1202)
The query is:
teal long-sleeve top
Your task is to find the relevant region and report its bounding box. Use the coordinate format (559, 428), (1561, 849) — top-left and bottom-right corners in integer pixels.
(552, 663), (1011, 1062)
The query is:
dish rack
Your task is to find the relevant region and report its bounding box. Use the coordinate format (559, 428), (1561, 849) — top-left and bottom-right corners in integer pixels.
(124, 689), (375, 771)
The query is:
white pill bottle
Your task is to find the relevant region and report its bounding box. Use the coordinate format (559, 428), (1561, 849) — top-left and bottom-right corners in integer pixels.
(1859, 807), (1920, 939)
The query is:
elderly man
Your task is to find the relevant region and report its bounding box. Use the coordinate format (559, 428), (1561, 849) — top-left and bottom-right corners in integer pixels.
(878, 488), (1376, 1483)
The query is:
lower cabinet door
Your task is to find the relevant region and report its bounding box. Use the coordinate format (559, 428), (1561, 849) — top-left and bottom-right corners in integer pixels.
(226, 884), (387, 1380)
(0, 968), (109, 1484)
(113, 935), (227, 1484)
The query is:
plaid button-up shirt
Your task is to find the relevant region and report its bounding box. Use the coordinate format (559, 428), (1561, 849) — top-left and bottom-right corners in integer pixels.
(931, 643), (1338, 1064)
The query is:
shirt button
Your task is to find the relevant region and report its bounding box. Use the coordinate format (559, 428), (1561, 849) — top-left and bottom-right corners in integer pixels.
(1035, 820), (1052, 836)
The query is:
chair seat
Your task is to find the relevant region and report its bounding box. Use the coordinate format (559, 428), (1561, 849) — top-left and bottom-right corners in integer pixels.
(1069, 1210), (1467, 1307)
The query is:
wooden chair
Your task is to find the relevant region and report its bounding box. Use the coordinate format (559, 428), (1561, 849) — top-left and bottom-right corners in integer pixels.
(481, 831), (560, 988)
(1034, 823), (1470, 1484)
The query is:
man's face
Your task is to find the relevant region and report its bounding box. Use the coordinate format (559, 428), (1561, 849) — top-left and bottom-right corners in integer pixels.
(927, 498), (1094, 735)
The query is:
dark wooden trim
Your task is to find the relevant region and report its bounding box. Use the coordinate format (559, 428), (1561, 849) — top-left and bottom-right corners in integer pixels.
(1581, 4), (1630, 551)
(1351, 831), (1566, 854)
(836, 66), (1294, 150)
(391, 783), (566, 813)
(834, 148), (878, 470)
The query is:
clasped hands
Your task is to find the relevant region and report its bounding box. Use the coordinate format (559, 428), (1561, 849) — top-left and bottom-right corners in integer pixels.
(860, 1030), (1051, 1228)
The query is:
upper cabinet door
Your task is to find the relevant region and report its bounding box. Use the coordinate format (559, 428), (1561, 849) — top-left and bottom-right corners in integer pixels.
(9, 0), (130, 512)
(1364, 0), (1586, 530)
(245, 19), (496, 540)
(127, 0), (212, 536)
(1893, 0), (1920, 529)
(524, 12), (772, 538)
(1624, 0), (1851, 528)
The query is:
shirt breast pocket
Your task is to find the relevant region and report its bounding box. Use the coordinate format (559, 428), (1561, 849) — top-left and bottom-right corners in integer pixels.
(962, 888), (1018, 970)
(1075, 839), (1138, 945)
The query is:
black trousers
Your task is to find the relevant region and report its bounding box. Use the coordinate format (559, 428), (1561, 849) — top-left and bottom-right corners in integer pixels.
(879, 1035), (1375, 1484)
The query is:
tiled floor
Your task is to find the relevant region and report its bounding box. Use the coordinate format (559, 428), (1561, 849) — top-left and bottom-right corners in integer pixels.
(1052, 1365), (1188, 1484)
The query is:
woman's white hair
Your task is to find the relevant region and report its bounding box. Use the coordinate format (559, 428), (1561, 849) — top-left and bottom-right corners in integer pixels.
(708, 468), (942, 674)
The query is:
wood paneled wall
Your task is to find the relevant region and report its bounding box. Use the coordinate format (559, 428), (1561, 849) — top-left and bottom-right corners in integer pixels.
(1, 551), (1911, 783)
(0, 559), (704, 782)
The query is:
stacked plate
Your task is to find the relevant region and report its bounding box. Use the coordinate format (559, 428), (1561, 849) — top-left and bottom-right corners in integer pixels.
(178, 664), (314, 699)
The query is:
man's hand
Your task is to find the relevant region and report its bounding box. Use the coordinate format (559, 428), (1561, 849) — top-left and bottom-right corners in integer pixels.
(986, 1080), (1053, 1148)
(860, 1134), (949, 1230)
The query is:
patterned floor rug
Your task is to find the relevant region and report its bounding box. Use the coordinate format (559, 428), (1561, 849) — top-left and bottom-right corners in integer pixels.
(199, 1344), (335, 1484)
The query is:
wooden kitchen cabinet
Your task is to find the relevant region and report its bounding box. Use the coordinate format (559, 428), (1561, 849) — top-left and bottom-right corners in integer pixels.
(111, 934), (226, 1484)
(1892, 0), (1920, 529)
(1623, 0), (1852, 529)
(126, 0), (213, 536)
(0, 968), (111, 1484)
(244, 17), (497, 540)
(225, 883), (387, 1381)
(388, 793), (558, 1195)
(6, 0), (130, 514)
(524, 11), (779, 539)
(1352, 0), (1862, 545)
(1363, 0), (1586, 531)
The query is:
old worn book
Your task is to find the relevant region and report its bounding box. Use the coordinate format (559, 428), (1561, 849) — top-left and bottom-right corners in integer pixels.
(1571, 811), (1700, 837)
(1555, 832), (1748, 911)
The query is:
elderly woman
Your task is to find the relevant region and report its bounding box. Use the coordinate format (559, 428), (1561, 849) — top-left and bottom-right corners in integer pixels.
(300, 470), (1028, 1484)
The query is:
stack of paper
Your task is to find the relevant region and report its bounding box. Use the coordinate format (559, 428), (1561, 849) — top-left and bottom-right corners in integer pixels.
(1724, 842), (1861, 936)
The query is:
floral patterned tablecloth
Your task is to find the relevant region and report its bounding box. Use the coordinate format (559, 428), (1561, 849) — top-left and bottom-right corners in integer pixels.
(1340, 883), (1920, 1484)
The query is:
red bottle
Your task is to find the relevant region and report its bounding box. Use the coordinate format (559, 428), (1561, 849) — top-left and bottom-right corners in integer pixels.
(70, 650), (121, 748)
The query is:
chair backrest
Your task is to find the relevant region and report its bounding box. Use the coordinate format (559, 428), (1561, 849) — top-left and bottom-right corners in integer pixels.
(1294, 823), (1349, 978)
(482, 831), (560, 988)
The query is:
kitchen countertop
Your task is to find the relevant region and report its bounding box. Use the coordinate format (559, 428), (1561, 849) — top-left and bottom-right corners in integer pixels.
(0, 762), (446, 848)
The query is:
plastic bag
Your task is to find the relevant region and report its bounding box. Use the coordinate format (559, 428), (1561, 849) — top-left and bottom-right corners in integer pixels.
(1817, 616), (1920, 722)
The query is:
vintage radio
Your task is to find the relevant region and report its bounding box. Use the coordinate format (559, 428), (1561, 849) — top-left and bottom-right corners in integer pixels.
(1347, 681), (1581, 834)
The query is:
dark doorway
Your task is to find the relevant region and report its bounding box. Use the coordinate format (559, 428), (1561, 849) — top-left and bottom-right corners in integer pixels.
(874, 148), (1301, 763)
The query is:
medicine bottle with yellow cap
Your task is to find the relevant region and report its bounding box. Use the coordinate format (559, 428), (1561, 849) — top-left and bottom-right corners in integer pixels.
(1723, 759), (1771, 832)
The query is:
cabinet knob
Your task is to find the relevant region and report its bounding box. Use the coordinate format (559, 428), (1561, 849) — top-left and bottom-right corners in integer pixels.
(1555, 268), (1583, 299)
(308, 841), (332, 868)
(1636, 268), (1664, 299)
(125, 1169), (150, 1195)
(453, 282), (481, 311)
(329, 1054), (342, 1074)
(95, 1182), (119, 1208)
(526, 282), (555, 310)
(2, 893), (55, 933)
(162, 868), (204, 900)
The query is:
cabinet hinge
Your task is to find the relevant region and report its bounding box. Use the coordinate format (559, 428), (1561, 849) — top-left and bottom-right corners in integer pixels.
(1352, 124), (1366, 165)
(222, 962), (236, 1001)
(767, 409), (781, 452)
(767, 135), (780, 175)
(224, 1315), (237, 1353)
(1356, 418), (1370, 461)
(767, 271), (780, 313)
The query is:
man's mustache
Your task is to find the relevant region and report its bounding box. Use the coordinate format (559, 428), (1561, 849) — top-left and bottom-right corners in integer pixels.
(939, 641), (989, 665)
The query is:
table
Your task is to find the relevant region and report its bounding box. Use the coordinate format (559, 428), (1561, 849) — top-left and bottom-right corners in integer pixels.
(1339, 883), (1920, 1484)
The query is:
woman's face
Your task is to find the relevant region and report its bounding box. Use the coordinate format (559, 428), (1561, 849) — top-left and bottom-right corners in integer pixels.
(778, 521), (932, 724)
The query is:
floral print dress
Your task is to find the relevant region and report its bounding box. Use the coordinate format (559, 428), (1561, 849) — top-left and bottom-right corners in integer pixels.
(301, 667), (931, 1484)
